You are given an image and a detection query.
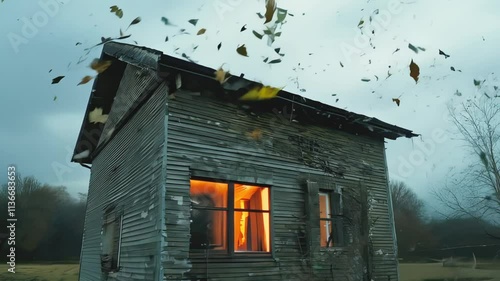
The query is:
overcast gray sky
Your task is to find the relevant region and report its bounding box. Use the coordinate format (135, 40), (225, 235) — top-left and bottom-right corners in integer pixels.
(1, 0), (498, 215)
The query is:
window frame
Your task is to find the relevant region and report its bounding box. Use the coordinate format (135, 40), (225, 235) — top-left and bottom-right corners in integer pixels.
(319, 188), (344, 249)
(100, 206), (124, 273)
(189, 178), (273, 257)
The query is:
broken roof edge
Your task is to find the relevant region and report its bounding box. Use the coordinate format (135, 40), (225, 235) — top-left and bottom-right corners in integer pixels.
(72, 42), (418, 163)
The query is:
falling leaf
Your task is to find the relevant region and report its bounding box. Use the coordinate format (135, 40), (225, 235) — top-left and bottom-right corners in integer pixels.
(188, 19), (198, 26)
(48, 69), (52, 73)
(256, 12), (264, 19)
(454, 90), (462, 96)
(418, 47), (426, 52)
(374, 75), (379, 81)
(51, 76), (65, 84)
(264, 0), (276, 24)
(300, 89), (306, 92)
(252, 30), (263, 39)
(494, 86), (499, 91)
(197, 28), (206, 35)
(78, 75), (94, 86)
(276, 8), (287, 23)
(90, 59), (112, 73)
(165, 36), (168, 42)
(392, 98), (400, 106)
(409, 60), (420, 83)
(237, 44), (248, 57)
(75, 42), (82, 46)
(408, 43), (418, 53)
(358, 18), (364, 28)
(126, 17), (141, 30)
(439, 49), (450, 58)
(246, 129), (263, 140)
(340, 61), (344, 67)
(217, 42), (222, 50)
(214, 67), (230, 84)
(268, 59), (281, 64)
(88, 108), (108, 124)
(110, 5), (123, 19)
(161, 17), (171, 25)
(53, 96), (57, 101)
(240, 85), (281, 101)
(117, 34), (131, 40)
(240, 24), (247, 32)
(392, 48), (400, 54)
(361, 78), (371, 82)
(450, 66), (455, 71)
(263, 57), (269, 63)
(474, 79), (481, 86)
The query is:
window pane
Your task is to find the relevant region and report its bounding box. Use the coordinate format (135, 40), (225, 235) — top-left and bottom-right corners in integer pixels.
(234, 184), (269, 211)
(234, 211), (270, 252)
(190, 179), (228, 208)
(320, 219), (333, 247)
(190, 209), (227, 250)
(319, 193), (331, 219)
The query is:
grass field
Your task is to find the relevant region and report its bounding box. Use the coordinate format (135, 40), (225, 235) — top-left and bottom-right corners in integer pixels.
(0, 262), (498, 281)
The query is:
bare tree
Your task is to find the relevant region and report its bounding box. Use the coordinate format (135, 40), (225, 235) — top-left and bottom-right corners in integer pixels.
(435, 96), (500, 237)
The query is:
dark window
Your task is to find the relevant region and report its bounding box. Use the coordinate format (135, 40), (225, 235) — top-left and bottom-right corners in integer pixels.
(101, 207), (123, 273)
(319, 189), (344, 247)
(190, 179), (271, 253)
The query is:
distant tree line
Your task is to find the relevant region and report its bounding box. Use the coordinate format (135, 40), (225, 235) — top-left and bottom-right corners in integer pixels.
(390, 180), (500, 261)
(0, 175), (86, 262)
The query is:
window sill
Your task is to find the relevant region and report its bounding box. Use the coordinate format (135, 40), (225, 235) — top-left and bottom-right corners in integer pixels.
(319, 246), (348, 252)
(190, 252), (273, 261)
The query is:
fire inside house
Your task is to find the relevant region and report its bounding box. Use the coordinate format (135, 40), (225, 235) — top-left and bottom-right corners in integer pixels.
(72, 42), (418, 281)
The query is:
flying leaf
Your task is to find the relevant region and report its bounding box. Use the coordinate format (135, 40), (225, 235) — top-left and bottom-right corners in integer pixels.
(439, 49), (450, 58)
(127, 17), (141, 30)
(214, 67), (230, 84)
(75, 42), (82, 46)
(358, 18), (364, 28)
(51, 76), (65, 84)
(90, 59), (112, 74)
(237, 44), (248, 57)
(340, 61), (344, 67)
(392, 98), (400, 106)
(361, 78), (371, 82)
(264, 0), (276, 24)
(88, 108), (109, 124)
(165, 36), (168, 42)
(408, 43), (418, 53)
(240, 24), (247, 32)
(53, 96), (57, 101)
(263, 57), (269, 63)
(161, 17), (172, 25)
(253, 30), (263, 39)
(78, 75), (94, 86)
(418, 47), (426, 52)
(268, 59), (281, 64)
(246, 129), (263, 140)
(454, 90), (462, 96)
(392, 48), (400, 54)
(197, 28), (206, 35)
(188, 19), (198, 26)
(409, 60), (420, 83)
(474, 79), (481, 86)
(276, 8), (287, 23)
(217, 42), (222, 50)
(110, 5), (123, 19)
(240, 85), (282, 101)
(48, 69), (52, 73)
(256, 12), (264, 19)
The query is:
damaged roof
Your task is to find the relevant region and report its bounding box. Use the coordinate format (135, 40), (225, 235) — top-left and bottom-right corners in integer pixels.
(72, 42), (418, 164)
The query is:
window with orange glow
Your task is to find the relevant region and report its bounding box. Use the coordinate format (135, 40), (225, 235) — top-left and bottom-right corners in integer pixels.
(189, 179), (271, 253)
(319, 190), (344, 248)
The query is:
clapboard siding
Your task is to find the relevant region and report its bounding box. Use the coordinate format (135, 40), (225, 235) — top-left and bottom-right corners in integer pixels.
(78, 66), (167, 281)
(162, 88), (398, 281)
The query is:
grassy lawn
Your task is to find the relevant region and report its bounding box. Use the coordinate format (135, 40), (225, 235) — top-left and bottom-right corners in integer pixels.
(0, 264), (79, 281)
(400, 262), (500, 281)
(0, 262), (498, 280)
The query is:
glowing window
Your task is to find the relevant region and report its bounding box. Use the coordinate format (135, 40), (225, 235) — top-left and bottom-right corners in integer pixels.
(190, 179), (271, 253)
(319, 190), (343, 247)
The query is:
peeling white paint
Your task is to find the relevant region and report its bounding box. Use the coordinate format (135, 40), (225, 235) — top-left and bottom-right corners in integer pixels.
(149, 203), (155, 210)
(141, 211), (148, 218)
(170, 195), (183, 205)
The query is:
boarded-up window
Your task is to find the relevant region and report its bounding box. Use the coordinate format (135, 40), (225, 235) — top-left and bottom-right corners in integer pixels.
(101, 207), (123, 273)
(190, 179), (271, 253)
(319, 189), (344, 247)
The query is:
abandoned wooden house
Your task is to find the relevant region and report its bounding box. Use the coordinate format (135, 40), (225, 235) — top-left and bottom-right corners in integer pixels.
(72, 42), (418, 281)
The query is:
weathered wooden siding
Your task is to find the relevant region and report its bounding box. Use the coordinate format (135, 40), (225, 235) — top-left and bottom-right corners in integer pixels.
(162, 84), (398, 280)
(78, 65), (167, 281)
